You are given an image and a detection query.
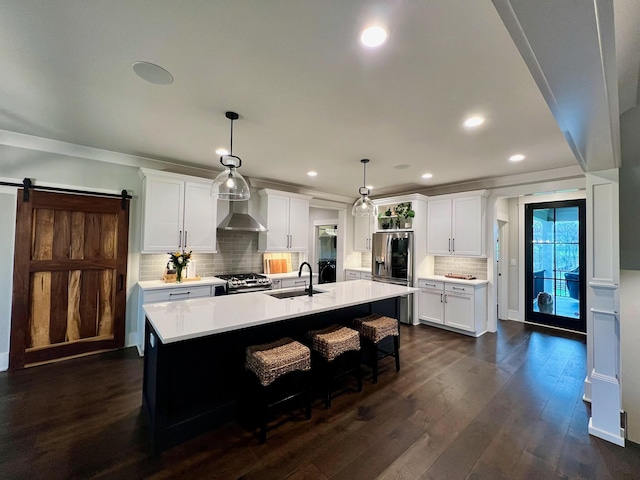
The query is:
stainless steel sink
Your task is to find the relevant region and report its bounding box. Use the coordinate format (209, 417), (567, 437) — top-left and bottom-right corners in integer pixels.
(266, 289), (326, 299)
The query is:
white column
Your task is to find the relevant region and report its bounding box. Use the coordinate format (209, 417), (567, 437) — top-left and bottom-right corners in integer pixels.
(586, 169), (624, 446)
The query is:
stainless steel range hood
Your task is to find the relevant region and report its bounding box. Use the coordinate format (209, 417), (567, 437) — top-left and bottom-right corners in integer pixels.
(217, 201), (267, 232)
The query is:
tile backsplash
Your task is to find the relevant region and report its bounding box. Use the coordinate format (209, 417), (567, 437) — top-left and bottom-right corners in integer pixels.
(139, 231), (301, 281)
(361, 251), (372, 269)
(434, 256), (487, 280)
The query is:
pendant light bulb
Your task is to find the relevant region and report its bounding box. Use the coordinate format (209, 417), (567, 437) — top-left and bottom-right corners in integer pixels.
(352, 159), (378, 217)
(211, 111), (250, 201)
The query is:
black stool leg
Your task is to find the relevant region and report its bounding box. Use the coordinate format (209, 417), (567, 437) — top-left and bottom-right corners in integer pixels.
(371, 341), (379, 384)
(394, 335), (400, 372)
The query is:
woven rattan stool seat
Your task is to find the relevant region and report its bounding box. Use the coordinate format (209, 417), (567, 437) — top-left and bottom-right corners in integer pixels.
(353, 314), (399, 343)
(307, 325), (360, 362)
(246, 337), (311, 386)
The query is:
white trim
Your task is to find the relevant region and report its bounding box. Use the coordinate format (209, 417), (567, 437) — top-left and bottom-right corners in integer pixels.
(588, 418), (625, 447)
(524, 320), (587, 336)
(508, 309), (521, 321)
(0, 185), (19, 195)
(0, 352), (8, 372)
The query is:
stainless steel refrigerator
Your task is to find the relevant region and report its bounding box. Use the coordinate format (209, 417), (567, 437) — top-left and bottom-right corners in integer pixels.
(371, 231), (414, 323)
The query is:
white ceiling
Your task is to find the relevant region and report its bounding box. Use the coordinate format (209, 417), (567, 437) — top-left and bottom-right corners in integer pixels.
(0, 1), (604, 198)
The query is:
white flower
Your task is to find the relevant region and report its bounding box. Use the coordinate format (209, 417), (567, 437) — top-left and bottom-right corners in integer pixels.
(177, 257), (184, 264)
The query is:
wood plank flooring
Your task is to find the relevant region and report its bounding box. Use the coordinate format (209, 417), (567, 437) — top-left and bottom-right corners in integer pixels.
(1, 320), (639, 479)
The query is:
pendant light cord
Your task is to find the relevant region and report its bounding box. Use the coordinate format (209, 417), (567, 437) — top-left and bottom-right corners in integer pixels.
(229, 117), (234, 157)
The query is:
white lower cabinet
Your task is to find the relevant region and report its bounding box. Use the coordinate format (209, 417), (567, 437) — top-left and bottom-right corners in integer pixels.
(418, 278), (487, 336)
(269, 275), (318, 290)
(345, 269), (371, 281)
(418, 281), (444, 325)
(136, 281), (225, 355)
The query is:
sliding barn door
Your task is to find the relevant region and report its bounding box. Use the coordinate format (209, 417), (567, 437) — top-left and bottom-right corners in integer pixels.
(9, 190), (129, 369)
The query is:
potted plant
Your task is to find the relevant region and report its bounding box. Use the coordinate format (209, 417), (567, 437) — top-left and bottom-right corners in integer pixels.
(395, 202), (415, 228)
(378, 211), (390, 229)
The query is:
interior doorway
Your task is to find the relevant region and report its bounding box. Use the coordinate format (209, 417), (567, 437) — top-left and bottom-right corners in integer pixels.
(496, 220), (509, 320)
(524, 199), (586, 332)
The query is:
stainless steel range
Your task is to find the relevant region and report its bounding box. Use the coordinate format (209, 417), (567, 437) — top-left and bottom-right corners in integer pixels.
(217, 273), (273, 294)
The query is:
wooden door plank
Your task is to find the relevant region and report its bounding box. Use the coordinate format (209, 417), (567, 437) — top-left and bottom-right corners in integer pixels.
(29, 208), (54, 348)
(53, 210), (71, 260)
(10, 191), (34, 369)
(67, 270), (81, 341)
(113, 201), (130, 347)
(84, 213), (101, 259)
(50, 211), (71, 344)
(101, 213), (117, 259)
(79, 270), (99, 338)
(70, 212), (85, 260)
(98, 270), (114, 336)
(49, 271), (69, 345)
(29, 273), (51, 348)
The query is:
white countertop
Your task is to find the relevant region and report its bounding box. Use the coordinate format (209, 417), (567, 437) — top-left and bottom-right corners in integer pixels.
(418, 275), (489, 286)
(138, 276), (228, 290)
(144, 280), (418, 344)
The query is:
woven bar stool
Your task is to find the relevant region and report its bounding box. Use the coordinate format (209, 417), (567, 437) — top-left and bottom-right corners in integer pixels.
(245, 337), (312, 443)
(353, 314), (400, 384)
(307, 325), (362, 409)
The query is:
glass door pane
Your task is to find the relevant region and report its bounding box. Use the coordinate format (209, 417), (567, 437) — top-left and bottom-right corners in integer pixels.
(525, 200), (585, 332)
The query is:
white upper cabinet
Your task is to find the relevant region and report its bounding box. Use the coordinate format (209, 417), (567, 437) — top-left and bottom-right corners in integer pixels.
(427, 192), (487, 257)
(140, 169), (217, 253)
(258, 189), (311, 252)
(353, 214), (373, 251)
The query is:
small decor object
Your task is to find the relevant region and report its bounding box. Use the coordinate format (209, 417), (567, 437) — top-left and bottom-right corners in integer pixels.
(395, 202), (415, 228)
(168, 250), (192, 283)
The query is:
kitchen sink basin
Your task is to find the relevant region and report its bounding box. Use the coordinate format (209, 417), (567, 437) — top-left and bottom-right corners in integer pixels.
(266, 289), (326, 299)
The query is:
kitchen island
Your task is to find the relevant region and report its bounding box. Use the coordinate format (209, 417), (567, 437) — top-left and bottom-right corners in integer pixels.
(142, 280), (417, 451)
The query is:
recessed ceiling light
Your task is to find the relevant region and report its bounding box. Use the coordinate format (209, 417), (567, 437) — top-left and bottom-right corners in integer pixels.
(307, 171), (318, 177)
(366, 185), (373, 190)
(360, 26), (388, 48)
(463, 116), (485, 128)
(132, 61), (174, 85)
(215, 148), (229, 156)
(509, 154), (525, 162)
(394, 164), (410, 170)
(421, 173), (433, 179)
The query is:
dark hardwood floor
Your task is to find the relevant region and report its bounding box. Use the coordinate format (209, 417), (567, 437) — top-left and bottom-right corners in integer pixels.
(1, 320), (639, 480)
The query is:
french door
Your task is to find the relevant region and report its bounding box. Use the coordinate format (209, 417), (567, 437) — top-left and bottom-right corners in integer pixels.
(525, 199), (586, 332)
(10, 190), (129, 369)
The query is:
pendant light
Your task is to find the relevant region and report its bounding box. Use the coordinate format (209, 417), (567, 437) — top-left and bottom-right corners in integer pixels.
(352, 158), (378, 217)
(210, 111), (251, 201)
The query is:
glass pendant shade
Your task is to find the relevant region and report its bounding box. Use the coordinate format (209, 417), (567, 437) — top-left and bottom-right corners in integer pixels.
(211, 167), (250, 201)
(211, 111), (250, 201)
(352, 158), (377, 217)
(352, 195), (378, 217)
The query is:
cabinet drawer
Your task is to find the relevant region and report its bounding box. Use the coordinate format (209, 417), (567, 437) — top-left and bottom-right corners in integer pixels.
(345, 270), (361, 280)
(445, 283), (474, 295)
(281, 278), (309, 288)
(418, 279), (444, 290)
(143, 285), (212, 303)
(361, 272), (372, 280)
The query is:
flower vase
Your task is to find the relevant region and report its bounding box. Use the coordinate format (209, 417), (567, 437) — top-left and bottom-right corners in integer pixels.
(175, 267), (183, 283)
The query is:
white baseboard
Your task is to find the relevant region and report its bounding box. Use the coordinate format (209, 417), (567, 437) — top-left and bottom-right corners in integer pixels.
(508, 310), (521, 321)
(0, 352), (8, 372)
(127, 332), (138, 348)
(588, 418), (625, 447)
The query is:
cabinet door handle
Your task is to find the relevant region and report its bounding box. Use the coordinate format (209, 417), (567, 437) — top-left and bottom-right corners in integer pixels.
(452, 286), (464, 291)
(440, 293), (443, 303)
(179, 230), (183, 248)
(169, 291), (190, 296)
(290, 234), (293, 248)
(448, 238), (451, 252)
(444, 294), (447, 303)
(184, 231), (188, 248)
(452, 238), (455, 252)
(426, 283), (436, 287)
